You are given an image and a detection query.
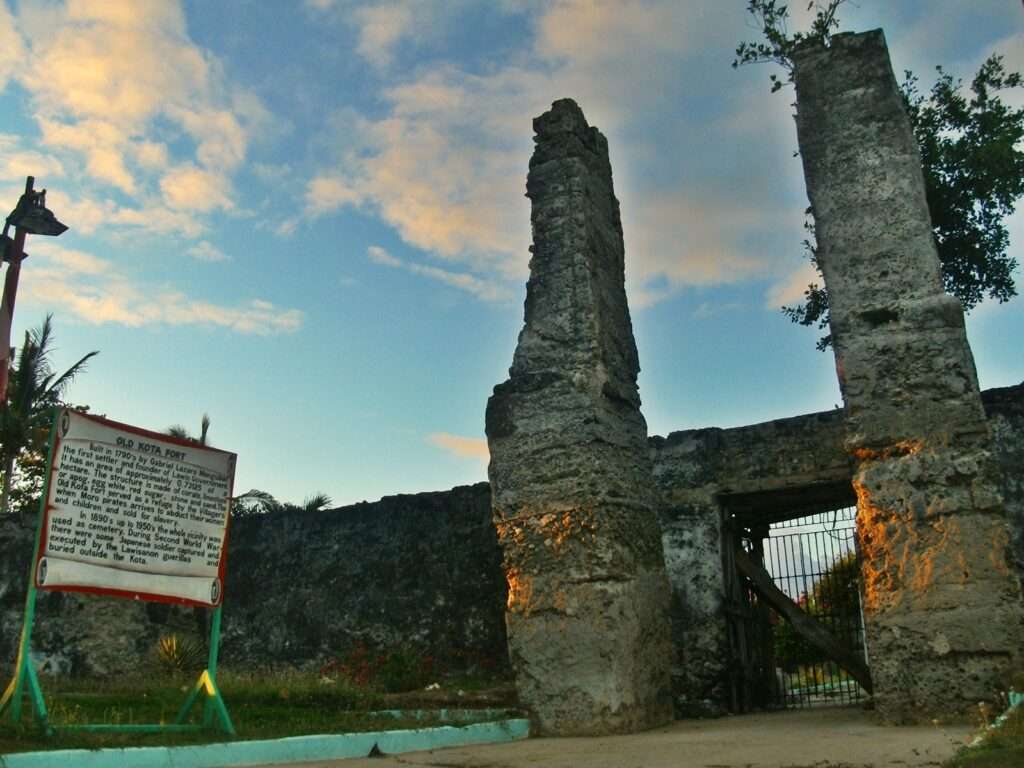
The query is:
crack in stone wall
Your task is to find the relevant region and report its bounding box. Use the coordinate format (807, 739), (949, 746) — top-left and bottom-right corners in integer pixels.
(485, 98), (673, 735)
(792, 29), (1024, 722)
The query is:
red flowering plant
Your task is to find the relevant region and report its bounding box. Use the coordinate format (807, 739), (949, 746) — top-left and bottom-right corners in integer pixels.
(319, 643), (434, 693)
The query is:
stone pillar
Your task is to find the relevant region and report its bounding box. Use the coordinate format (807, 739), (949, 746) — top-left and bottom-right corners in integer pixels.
(485, 99), (673, 735)
(793, 30), (1024, 721)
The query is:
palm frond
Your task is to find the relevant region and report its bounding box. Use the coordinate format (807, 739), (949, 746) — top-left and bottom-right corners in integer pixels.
(302, 493), (332, 512)
(40, 350), (99, 401)
(167, 425), (191, 440)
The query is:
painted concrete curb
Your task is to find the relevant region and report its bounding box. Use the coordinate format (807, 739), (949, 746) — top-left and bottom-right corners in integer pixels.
(0, 716), (530, 768)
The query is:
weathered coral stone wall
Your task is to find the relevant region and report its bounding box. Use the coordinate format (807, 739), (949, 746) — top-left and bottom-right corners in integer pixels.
(486, 99), (673, 735)
(649, 385), (1024, 715)
(1, 484), (506, 678)
(649, 408), (853, 713)
(985, 385), (1024, 579)
(3, 384), (1024, 717)
(793, 30), (1024, 721)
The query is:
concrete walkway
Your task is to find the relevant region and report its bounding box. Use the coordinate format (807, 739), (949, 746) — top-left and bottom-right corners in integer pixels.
(256, 707), (973, 768)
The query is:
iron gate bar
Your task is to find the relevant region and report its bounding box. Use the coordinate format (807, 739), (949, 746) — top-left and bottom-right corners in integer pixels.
(758, 505), (867, 709)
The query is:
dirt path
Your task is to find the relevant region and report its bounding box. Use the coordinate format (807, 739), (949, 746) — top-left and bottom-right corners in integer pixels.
(257, 707), (973, 768)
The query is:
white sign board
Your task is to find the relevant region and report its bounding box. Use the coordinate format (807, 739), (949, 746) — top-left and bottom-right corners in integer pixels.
(35, 409), (236, 607)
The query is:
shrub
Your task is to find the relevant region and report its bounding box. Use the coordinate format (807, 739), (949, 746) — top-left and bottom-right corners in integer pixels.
(320, 644), (434, 693)
(155, 634), (206, 675)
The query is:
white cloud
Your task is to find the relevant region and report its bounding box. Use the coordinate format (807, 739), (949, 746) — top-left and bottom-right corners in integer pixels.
(35, 189), (118, 236)
(160, 165), (233, 212)
(0, 135), (65, 181)
(405, 262), (512, 302)
(186, 241), (230, 262)
(133, 141), (170, 170)
(305, 1), (787, 308)
(765, 260), (822, 311)
(9, 0), (266, 225)
(306, 176), (364, 216)
(274, 218), (299, 237)
(108, 202), (206, 238)
(306, 73), (535, 278)
(625, 191), (774, 308)
(428, 432), (489, 461)
(366, 245), (512, 301)
(353, 3), (416, 68)
(307, 0), (462, 70)
(34, 243), (112, 276)
(21, 242), (302, 335)
(367, 244), (403, 268)
(0, 2), (25, 90)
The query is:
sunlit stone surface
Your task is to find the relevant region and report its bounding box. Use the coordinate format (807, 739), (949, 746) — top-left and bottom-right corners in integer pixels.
(485, 99), (673, 735)
(793, 30), (1024, 722)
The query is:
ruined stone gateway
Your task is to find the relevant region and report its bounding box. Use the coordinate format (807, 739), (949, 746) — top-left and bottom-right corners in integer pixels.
(484, 31), (1023, 729)
(485, 99), (673, 735)
(5, 28), (1023, 735)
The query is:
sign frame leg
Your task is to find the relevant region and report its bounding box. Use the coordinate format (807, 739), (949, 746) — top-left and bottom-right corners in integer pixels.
(174, 605), (235, 735)
(0, 416), (57, 732)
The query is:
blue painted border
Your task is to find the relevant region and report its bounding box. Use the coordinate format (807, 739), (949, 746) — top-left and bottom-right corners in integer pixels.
(0, 716), (530, 768)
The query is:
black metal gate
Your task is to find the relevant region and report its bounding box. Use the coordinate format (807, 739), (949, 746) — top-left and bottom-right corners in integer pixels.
(759, 506), (868, 708)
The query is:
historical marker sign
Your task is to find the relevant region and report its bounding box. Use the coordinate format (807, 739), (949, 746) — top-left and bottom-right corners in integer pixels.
(35, 409), (236, 607)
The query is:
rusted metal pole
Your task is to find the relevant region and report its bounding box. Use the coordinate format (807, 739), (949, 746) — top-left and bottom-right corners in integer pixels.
(0, 176), (34, 405)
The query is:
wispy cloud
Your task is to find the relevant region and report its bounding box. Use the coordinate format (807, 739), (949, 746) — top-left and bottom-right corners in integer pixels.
(367, 244), (403, 268)
(0, 134), (65, 181)
(306, 0), (460, 70)
(160, 165), (233, 213)
(367, 245), (512, 301)
(22, 242), (302, 334)
(353, 3), (416, 68)
(186, 241), (230, 262)
(765, 260), (821, 310)
(428, 432), (489, 461)
(0, 3), (25, 91)
(304, 1), (800, 309)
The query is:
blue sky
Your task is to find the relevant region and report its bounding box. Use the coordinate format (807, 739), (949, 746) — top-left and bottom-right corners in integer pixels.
(0, 1), (1021, 507)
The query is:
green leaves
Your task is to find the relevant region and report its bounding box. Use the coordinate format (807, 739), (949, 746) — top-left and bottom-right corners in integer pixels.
(908, 57), (1023, 313)
(733, 0), (846, 92)
(1, 315), (98, 516)
(749, 8), (1024, 348)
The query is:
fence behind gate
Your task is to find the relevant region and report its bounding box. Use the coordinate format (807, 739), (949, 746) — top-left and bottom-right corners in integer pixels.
(760, 506), (868, 708)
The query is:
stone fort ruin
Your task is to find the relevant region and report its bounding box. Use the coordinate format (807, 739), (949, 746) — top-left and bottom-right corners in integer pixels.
(2, 28), (1022, 733)
(482, 29), (1023, 731)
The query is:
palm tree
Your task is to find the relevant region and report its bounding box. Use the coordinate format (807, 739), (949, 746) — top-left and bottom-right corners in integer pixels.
(167, 414), (211, 445)
(0, 315), (98, 517)
(231, 489), (332, 517)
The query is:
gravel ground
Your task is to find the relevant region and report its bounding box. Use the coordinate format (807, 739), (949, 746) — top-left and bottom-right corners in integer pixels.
(256, 705), (973, 768)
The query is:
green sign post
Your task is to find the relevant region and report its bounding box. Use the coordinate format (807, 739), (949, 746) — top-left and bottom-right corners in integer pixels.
(0, 408), (236, 736)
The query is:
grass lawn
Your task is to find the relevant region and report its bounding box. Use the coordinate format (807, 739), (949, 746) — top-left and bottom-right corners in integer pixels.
(945, 705), (1024, 768)
(0, 670), (518, 755)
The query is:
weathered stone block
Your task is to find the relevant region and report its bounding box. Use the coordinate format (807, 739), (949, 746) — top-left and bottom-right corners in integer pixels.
(794, 29), (1024, 721)
(486, 98), (673, 734)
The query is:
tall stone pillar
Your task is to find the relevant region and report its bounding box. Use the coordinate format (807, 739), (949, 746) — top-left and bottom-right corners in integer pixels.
(793, 30), (1024, 721)
(485, 99), (673, 735)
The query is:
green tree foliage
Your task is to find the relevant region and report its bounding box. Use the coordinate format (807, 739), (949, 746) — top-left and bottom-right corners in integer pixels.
(735, 1), (1023, 349)
(733, 0), (845, 89)
(773, 552), (862, 668)
(167, 413), (211, 445)
(231, 489), (332, 518)
(0, 315), (97, 517)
